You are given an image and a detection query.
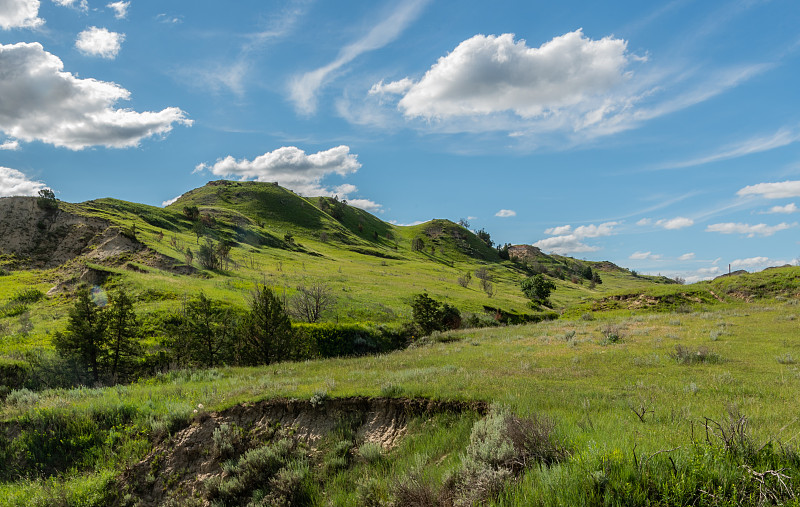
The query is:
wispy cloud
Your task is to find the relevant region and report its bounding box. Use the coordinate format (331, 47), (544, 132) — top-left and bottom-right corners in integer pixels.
(630, 251), (661, 260)
(178, 1), (312, 96)
(289, 0), (430, 114)
(706, 221), (796, 237)
(663, 126), (800, 170)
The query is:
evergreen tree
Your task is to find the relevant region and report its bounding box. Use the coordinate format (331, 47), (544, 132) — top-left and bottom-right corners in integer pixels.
(106, 290), (142, 383)
(184, 292), (234, 367)
(245, 284), (293, 365)
(53, 287), (107, 384)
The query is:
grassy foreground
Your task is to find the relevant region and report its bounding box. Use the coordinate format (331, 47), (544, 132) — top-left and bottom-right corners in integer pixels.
(3, 296), (800, 505)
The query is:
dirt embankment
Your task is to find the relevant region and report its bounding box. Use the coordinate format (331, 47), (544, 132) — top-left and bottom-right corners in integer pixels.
(121, 397), (486, 506)
(0, 197), (188, 280)
(0, 197), (114, 268)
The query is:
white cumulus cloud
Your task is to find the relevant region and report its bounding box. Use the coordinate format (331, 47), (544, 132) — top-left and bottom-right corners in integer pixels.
(763, 203), (799, 214)
(706, 222), (795, 237)
(678, 252), (695, 261)
(52, 0), (88, 12)
(495, 209), (516, 218)
(656, 216), (694, 230)
(162, 195), (182, 207)
(76, 26), (125, 59)
(107, 1), (129, 19)
(730, 257), (770, 269)
(196, 145), (367, 198)
(544, 224), (572, 235)
(0, 0), (43, 29)
(375, 30), (631, 122)
(0, 140), (19, 150)
(533, 221), (618, 254)
(0, 166), (46, 196)
(737, 180), (800, 199)
(0, 42), (191, 149)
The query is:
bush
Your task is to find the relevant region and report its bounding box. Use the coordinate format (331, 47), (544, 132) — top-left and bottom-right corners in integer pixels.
(449, 407), (567, 505)
(411, 293), (461, 336)
(521, 274), (557, 305)
(11, 288), (45, 304)
(600, 324), (624, 345)
(206, 434), (308, 505)
(358, 442), (384, 464)
(671, 345), (721, 364)
(292, 323), (406, 359)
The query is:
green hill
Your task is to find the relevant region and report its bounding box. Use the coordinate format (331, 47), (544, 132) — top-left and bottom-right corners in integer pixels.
(2, 181), (800, 505)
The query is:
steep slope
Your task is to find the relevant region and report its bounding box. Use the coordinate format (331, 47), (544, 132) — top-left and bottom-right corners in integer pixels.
(0, 196), (143, 269)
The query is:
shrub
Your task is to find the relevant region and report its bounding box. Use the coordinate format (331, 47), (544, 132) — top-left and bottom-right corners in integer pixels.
(521, 274), (557, 305)
(292, 322), (406, 358)
(380, 382), (404, 397)
(393, 473), (440, 507)
(11, 288), (45, 304)
(449, 407), (567, 505)
(411, 293), (461, 336)
(671, 345), (721, 364)
(5, 387), (40, 407)
(358, 442), (384, 464)
(600, 324), (624, 345)
(206, 435), (306, 505)
(212, 422), (244, 459)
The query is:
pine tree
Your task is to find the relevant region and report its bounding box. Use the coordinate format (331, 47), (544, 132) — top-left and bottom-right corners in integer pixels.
(245, 284), (293, 365)
(54, 287), (107, 384)
(184, 292), (234, 367)
(106, 290), (142, 383)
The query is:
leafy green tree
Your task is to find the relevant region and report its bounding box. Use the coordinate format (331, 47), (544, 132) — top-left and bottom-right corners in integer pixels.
(183, 205), (200, 220)
(497, 243), (511, 260)
(245, 284), (293, 365)
(36, 188), (58, 211)
(105, 290), (142, 382)
(198, 238), (220, 270)
(53, 287), (107, 384)
(192, 221), (205, 244)
(521, 274), (557, 306)
(476, 228), (493, 247)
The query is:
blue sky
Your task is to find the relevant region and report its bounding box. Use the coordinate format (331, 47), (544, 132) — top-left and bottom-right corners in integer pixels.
(1, 0), (799, 282)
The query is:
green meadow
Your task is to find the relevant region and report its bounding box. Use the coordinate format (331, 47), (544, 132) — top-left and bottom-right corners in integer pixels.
(1, 182), (799, 505)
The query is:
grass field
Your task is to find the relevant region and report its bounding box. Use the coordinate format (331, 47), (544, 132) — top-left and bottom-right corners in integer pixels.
(3, 295), (800, 505)
(2, 184), (799, 505)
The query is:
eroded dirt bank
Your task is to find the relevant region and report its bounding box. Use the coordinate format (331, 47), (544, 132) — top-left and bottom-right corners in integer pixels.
(119, 397), (487, 506)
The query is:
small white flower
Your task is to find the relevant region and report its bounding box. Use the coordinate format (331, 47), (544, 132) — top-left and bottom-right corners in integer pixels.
(198, 403), (204, 409)
(193, 409), (198, 413)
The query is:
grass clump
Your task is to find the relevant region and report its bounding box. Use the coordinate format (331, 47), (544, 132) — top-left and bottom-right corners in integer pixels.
(600, 324), (624, 345)
(671, 345), (721, 364)
(205, 432), (313, 506)
(445, 407), (567, 506)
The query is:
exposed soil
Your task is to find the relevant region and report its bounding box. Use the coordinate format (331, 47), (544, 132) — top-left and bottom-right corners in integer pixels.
(0, 197), (190, 286)
(119, 397), (486, 506)
(0, 197), (110, 268)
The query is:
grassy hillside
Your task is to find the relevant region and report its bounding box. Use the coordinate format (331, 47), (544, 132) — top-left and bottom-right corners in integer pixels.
(0, 181), (680, 361)
(3, 290), (800, 504)
(4, 181), (799, 504)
